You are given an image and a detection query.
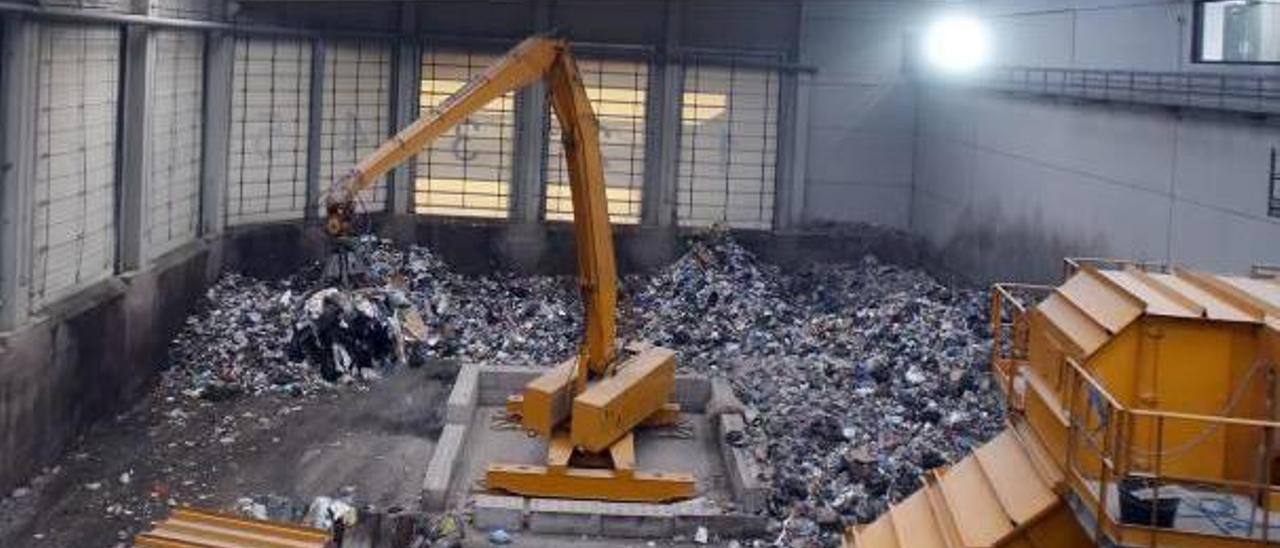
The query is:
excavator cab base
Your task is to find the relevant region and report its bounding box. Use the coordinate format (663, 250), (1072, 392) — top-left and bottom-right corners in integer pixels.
(486, 429), (696, 503)
(485, 345), (697, 504)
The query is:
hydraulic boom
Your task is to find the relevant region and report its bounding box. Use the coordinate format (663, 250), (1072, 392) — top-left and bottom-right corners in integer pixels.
(322, 35), (693, 503)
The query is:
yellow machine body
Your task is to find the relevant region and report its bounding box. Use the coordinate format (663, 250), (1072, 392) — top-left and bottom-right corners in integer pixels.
(320, 35), (692, 503)
(849, 261), (1280, 547)
(135, 507), (331, 547)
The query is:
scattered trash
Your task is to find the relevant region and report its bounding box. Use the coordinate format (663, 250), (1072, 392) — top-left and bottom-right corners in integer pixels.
(488, 528), (512, 545)
(305, 496), (357, 531)
(693, 525), (709, 544)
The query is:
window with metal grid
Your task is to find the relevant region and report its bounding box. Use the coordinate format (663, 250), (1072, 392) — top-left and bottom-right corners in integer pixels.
(544, 58), (648, 224)
(320, 39), (392, 213)
(415, 50), (515, 219)
(677, 63), (779, 230)
(30, 24), (121, 311)
(148, 30), (204, 259)
(227, 36), (311, 226)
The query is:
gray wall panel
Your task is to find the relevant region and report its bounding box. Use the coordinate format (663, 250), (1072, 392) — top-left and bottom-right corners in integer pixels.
(912, 0), (1280, 281)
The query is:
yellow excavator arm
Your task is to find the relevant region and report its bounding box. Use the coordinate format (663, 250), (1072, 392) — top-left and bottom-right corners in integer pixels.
(321, 36), (618, 376)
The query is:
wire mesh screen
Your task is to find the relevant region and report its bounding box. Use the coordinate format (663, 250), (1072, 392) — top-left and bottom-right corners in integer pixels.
(677, 63), (779, 230)
(414, 50), (515, 219)
(319, 39), (391, 213)
(148, 30), (204, 259)
(227, 36), (311, 226)
(544, 58), (648, 224)
(30, 25), (121, 311)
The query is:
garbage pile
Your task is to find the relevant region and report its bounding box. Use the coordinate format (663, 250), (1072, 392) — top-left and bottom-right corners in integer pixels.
(160, 239), (584, 399)
(629, 237), (1003, 538)
(160, 235), (1003, 544)
(162, 273), (309, 400)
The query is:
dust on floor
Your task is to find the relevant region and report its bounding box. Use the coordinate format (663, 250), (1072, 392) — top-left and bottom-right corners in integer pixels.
(0, 368), (444, 548)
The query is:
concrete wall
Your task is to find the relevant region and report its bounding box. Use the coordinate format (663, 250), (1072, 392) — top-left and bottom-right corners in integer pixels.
(0, 240), (222, 497)
(912, 0), (1280, 283)
(798, 1), (919, 229)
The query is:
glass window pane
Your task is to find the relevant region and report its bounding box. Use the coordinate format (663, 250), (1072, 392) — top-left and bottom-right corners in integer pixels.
(1198, 0), (1280, 63)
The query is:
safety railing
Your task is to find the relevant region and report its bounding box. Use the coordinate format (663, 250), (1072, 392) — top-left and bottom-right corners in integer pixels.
(1032, 354), (1280, 546)
(1063, 257), (1170, 279)
(970, 66), (1280, 118)
(1253, 264), (1280, 280)
(990, 282), (1053, 400)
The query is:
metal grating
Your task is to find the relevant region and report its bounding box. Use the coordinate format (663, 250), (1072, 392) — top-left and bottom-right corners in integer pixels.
(30, 24), (121, 311)
(414, 50), (515, 219)
(677, 63), (779, 230)
(544, 58), (648, 224)
(227, 36), (311, 226)
(148, 30), (204, 259)
(320, 39), (392, 213)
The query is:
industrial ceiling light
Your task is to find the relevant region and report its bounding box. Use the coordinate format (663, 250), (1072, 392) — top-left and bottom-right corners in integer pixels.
(923, 16), (990, 73)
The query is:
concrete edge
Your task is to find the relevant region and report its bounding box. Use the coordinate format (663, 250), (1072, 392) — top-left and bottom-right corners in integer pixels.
(422, 423), (468, 511)
(445, 363), (480, 424)
(717, 413), (769, 515)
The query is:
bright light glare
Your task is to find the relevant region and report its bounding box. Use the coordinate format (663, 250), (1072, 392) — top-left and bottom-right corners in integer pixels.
(924, 17), (990, 73)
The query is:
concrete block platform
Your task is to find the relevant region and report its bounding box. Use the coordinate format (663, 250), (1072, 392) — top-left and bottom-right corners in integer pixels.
(425, 365), (770, 541)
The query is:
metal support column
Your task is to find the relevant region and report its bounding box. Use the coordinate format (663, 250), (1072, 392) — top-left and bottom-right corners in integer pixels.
(647, 0), (683, 227)
(510, 0), (551, 223)
(387, 1), (419, 215)
(304, 39), (325, 220)
(774, 71), (809, 231)
(0, 16), (38, 329)
(119, 21), (155, 270)
(773, 2), (807, 230)
(200, 30), (234, 237)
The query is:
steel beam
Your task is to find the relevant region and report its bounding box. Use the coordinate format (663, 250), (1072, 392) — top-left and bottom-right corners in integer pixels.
(648, 0), (683, 228)
(510, 0), (551, 223)
(387, 1), (419, 215)
(0, 16), (37, 329)
(304, 38), (325, 221)
(200, 31), (234, 236)
(119, 23), (155, 270)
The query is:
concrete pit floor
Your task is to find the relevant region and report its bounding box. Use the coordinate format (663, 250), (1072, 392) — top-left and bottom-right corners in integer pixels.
(0, 369), (445, 548)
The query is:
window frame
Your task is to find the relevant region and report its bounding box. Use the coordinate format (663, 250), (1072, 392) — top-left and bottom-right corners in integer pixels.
(1192, 0), (1280, 65)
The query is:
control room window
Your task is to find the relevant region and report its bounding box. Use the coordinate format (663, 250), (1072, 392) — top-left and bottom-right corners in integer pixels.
(1196, 0), (1280, 63)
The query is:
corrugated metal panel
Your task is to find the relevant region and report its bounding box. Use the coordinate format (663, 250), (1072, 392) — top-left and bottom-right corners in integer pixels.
(414, 50), (514, 219)
(677, 63), (779, 230)
(544, 57), (648, 224)
(30, 24), (121, 311)
(148, 30), (204, 259)
(319, 39), (391, 213)
(227, 36), (311, 226)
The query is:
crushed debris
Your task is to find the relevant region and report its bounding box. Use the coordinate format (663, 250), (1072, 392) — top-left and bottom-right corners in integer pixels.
(148, 234), (1000, 547)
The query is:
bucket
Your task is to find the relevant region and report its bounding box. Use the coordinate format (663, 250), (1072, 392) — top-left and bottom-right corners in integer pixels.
(1118, 477), (1180, 528)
